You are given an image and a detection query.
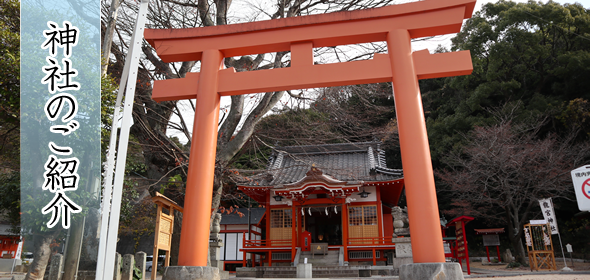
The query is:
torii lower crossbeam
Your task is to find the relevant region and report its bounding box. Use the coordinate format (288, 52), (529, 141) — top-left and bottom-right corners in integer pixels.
(145, 0), (476, 268)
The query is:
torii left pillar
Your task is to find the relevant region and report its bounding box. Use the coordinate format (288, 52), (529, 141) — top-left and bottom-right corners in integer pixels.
(145, 0), (476, 279)
(159, 50), (224, 280)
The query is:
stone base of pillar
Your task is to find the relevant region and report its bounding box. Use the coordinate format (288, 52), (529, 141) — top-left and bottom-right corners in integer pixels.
(399, 263), (464, 280)
(220, 270), (230, 279)
(296, 263), (312, 278)
(162, 266), (220, 280)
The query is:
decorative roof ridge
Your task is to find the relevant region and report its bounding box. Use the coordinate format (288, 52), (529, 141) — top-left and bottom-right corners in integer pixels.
(375, 166), (403, 176)
(377, 149), (387, 168)
(272, 141), (382, 155)
(272, 151), (285, 169)
(274, 140), (380, 150)
(367, 146), (377, 172)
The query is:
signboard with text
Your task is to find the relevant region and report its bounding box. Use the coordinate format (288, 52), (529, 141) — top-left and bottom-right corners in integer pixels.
(538, 198), (559, 235)
(571, 165), (590, 211)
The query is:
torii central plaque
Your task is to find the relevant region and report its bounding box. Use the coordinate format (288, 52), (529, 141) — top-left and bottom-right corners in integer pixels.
(145, 0), (476, 268)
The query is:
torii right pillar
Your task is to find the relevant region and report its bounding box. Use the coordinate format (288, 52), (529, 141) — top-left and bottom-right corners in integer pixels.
(388, 29), (443, 261)
(388, 30), (466, 279)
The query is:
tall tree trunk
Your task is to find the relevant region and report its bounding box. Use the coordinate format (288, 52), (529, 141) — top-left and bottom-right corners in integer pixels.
(24, 230), (61, 280)
(101, 0), (122, 76)
(505, 208), (527, 264)
(509, 234), (527, 265)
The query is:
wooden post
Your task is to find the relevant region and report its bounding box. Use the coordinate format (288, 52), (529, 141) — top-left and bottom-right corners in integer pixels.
(152, 204), (161, 280)
(151, 193), (183, 279)
(463, 221), (471, 275)
(342, 202), (349, 262)
(376, 188), (383, 240)
(485, 246), (490, 262)
(243, 234), (247, 267)
(292, 204), (297, 263)
(297, 206), (302, 247)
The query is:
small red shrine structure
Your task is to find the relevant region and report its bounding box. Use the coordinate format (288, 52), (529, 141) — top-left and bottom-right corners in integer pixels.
(443, 216), (473, 275)
(237, 142), (405, 266)
(474, 228), (504, 263)
(0, 224), (22, 266)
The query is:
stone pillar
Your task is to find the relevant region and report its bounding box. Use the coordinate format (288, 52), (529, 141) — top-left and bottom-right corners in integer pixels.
(393, 237), (413, 268)
(135, 251), (147, 280)
(121, 254), (134, 280)
(209, 241), (223, 268)
(296, 263), (312, 278)
(48, 253), (63, 280)
(113, 253), (122, 280)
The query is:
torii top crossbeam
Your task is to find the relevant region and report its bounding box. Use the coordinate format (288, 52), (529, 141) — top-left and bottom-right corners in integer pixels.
(144, 0), (476, 268)
(145, 0), (475, 62)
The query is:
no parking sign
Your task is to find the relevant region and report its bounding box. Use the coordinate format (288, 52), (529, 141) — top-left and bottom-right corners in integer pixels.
(571, 165), (590, 211)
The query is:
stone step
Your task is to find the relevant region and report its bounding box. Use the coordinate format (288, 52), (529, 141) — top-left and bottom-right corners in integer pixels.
(237, 265), (397, 279)
(299, 249), (341, 266)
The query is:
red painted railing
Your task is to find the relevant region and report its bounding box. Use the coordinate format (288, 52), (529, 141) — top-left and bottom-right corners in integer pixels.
(243, 237), (399, 248)
(347, 237), (396, 246)
(244, 239), (292, 247)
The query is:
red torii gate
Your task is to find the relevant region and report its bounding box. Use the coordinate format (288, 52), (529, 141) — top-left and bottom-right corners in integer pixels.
(145, 0), (476, 268)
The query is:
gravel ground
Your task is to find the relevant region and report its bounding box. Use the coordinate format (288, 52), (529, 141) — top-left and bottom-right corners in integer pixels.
(473, 275), (590, 280)
(465, 258), (590, 279)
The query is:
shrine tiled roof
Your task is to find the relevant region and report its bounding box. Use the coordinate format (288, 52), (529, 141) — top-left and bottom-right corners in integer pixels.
(239, 141), (402, 187)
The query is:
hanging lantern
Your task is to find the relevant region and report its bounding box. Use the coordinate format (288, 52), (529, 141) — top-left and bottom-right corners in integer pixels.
(358, 188), (371, 198)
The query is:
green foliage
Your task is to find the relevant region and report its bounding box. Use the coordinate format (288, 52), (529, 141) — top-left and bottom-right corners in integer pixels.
(424, 0), (590, 169)
(133, 264), (143, 280)
(0, 0), (20, 124)
(563, 217), (590, 258)
(120, 180), (140, 227)
(0, 172), (20, 232)
(506, 261), (522, 268)
(0, 0), (20, 171)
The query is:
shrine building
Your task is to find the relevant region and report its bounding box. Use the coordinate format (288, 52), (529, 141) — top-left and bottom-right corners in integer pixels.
(237, 141), (406, 268)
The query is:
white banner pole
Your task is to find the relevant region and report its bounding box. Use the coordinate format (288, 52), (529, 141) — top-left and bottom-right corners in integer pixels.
(96, 1), (151, 279)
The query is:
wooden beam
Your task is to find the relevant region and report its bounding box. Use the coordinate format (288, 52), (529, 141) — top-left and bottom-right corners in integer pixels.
(145, 0), (475, 62)
(152, 50), (472, 102)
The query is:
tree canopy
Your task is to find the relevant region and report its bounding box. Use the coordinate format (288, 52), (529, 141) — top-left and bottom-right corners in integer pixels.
(423, 0), (590, 168)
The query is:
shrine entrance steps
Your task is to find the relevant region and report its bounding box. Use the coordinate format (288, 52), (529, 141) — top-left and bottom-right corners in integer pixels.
(236, 265), (398, 278)
(262, 266), (357, 278)
(298, 250), (340, 266)
(236, 248), (398, 278)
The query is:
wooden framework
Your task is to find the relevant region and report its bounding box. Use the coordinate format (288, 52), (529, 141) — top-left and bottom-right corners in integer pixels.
(524, 223), (557, 271)
(150, 192), (183, 279)
(447, 215), (473, 275)
(145, 0), (476, 266)
(475, 228), (504, 263)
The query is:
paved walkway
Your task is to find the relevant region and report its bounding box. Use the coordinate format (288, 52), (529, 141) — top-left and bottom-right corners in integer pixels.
(2, 266), (590, 280)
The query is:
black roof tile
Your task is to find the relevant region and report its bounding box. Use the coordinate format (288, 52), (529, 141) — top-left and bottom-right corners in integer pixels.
(240, 141), (402, 187)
